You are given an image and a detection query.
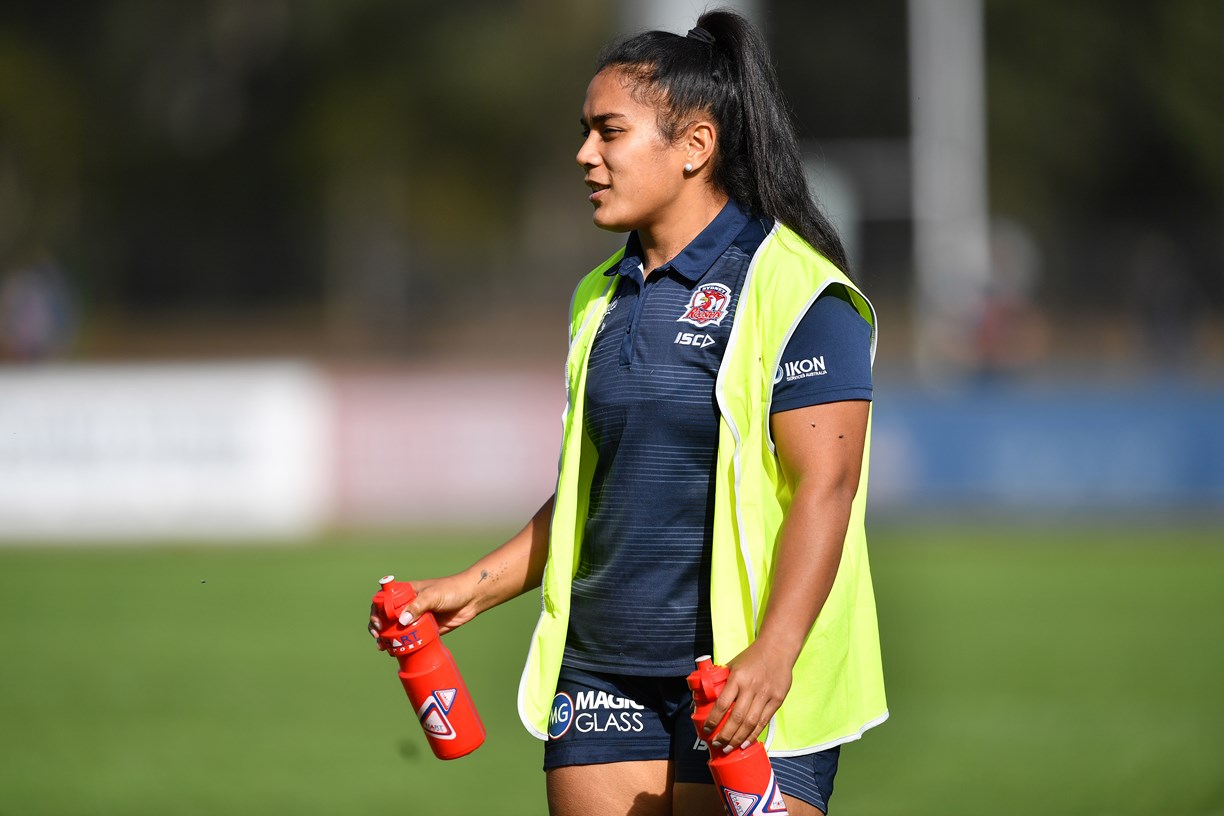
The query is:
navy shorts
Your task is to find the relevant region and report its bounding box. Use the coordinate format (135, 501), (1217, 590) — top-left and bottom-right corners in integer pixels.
(543, 665), (840, 813)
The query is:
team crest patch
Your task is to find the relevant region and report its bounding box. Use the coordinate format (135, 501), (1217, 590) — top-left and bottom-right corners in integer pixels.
(677, 283), (732, 328)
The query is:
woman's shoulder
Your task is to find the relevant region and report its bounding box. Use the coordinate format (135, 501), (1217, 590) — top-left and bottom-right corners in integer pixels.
(753, 224), (851, 295)
(567, 248), (625, 325)
(765, 224), (839, 270)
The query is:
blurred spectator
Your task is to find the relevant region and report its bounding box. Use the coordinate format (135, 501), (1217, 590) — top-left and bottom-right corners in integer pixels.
(0, 255), (76, 361)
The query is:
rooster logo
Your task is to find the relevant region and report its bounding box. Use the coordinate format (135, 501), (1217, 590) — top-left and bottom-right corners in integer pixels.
(678, 283), (732, 328)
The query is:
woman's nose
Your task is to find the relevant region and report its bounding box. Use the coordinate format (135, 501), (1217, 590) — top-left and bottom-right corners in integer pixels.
(576, 132), (600, 168)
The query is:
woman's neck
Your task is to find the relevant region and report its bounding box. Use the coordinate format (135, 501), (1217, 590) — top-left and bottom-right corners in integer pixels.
(637, 190), (729, 276)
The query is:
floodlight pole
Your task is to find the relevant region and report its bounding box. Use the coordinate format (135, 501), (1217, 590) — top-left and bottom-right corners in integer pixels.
(908, 0), (991, 381)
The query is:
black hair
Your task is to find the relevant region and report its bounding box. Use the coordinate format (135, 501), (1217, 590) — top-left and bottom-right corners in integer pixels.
(595, 8), (850, 275)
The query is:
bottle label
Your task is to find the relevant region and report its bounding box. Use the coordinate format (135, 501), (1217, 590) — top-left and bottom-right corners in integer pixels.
(721, 770), (788, 815)
(417, 688), (459, 741)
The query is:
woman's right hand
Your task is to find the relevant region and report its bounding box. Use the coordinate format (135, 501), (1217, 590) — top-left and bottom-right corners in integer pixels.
(368, 494), (556, 646)
(368, 573), (482, 644)
(401, 574), (486, 634)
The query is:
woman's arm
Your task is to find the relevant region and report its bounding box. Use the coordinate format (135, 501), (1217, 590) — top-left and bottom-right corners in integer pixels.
(370, 494), (554, 636)
(699, 400), (869, 751)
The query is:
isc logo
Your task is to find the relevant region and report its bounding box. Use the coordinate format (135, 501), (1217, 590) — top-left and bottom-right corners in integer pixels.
(674, 331), (716, 348)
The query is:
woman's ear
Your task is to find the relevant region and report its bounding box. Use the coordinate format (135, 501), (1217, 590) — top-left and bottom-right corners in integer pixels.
(684, 119), (718, 173)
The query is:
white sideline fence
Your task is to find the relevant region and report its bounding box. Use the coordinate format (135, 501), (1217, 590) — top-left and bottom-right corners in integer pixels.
(0, 362), (563, 542)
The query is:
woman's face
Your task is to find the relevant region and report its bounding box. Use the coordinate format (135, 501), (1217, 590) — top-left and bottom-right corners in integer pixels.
(577, 69), (689, 233)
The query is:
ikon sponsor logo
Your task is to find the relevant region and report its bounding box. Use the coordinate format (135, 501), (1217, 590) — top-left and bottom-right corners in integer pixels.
(780, 355), (827, 382)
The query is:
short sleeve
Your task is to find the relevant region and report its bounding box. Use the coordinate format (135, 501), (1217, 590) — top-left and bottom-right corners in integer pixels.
(770, 286), (873, 413)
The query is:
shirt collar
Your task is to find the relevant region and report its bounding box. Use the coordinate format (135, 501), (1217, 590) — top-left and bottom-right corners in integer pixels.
(607, 199), (751, 282)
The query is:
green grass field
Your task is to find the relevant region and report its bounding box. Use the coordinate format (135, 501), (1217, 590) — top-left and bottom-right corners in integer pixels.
(2, 523), (1222, 816)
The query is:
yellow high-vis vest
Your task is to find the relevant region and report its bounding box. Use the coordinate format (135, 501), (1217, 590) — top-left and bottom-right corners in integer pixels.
(518, 222), (888, 754)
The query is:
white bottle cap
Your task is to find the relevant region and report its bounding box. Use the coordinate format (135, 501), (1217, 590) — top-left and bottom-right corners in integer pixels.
(379, 575), (395, 585)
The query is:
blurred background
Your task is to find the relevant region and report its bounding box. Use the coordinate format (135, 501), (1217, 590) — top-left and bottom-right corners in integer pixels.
(1, 1), (1221, 814)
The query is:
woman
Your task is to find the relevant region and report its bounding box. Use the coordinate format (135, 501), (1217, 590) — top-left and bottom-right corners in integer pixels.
(370, 9), (886, 815)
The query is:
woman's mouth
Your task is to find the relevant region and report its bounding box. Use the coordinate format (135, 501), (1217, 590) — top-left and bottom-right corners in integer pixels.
(586, 181), (609, 203)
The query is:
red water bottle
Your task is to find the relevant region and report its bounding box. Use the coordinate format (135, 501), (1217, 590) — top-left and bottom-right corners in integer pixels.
(688, 656), (789, 816)
(371, 575), (486, 760)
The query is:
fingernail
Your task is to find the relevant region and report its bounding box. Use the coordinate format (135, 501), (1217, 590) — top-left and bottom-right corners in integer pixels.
(721, 744), (734, 754)
(740, 740), (752, 750)
(398, 612), (415, 625)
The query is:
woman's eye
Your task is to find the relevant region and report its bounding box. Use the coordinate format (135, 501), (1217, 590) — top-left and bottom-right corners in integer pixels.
(580, 127), (621, 141)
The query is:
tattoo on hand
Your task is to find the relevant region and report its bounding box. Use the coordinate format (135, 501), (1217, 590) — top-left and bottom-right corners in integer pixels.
(478, 570), (490, 583)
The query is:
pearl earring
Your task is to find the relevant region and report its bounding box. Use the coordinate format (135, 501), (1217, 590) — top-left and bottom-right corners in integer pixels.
(684, 162), (693, 173)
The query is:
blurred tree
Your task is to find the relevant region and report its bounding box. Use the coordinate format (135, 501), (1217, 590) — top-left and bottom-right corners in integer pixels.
(1, 0), (608, 349)
(987, 0), (1223, 315)
(771, 0), (910, 140)
(0, 16), (82, 272)
(289, 0), (607, 346)
(0, 1), (1219, 360)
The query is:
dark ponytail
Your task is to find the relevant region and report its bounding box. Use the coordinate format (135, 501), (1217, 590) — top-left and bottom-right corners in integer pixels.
(595, 8), (850, 274)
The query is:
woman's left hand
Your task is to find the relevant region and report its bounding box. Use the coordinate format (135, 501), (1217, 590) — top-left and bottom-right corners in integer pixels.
(697, 399), (870, 751)
(700, 639), (795, 751)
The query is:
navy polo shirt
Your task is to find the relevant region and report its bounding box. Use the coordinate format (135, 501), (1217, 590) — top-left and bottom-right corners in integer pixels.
(563, 200), (872, 675)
